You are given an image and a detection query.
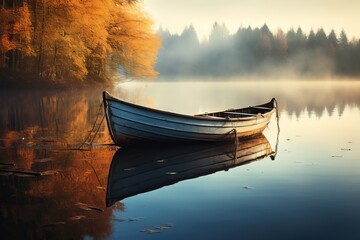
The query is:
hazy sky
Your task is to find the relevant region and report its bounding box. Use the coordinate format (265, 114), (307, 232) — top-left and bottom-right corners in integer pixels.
(143, 0), (360, 40)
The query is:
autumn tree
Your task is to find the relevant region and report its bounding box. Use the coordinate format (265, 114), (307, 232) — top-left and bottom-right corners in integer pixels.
(0, 2), (33, 71)
(107, 1), (160, 80)
(0, 0), (160, 85)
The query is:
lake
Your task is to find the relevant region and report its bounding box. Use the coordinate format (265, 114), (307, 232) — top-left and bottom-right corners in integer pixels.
(1, 80), (360, 239)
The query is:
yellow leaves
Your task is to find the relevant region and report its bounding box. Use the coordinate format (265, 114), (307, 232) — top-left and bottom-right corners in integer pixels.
(68, 0), (112, 52)
(107, 2), (161, 79)
(0, 9), (16, 52)
(12, 5), (31, 32)
(0, 0), (160, 83)
(0, 36), (16, 52)
(35, 0), (160, 80)
(14, 4), (34, 56)
(0, 4), (34, 55)
(0, 9), (13, 52)
(44, 36), (89, 82)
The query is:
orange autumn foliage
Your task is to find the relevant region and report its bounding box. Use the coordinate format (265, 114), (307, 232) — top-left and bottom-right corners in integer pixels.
(108, 1), (160, 79)
(0, 0), (160, 84)
(0, 3), (33, 69)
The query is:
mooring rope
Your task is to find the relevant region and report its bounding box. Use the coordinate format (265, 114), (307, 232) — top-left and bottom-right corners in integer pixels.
(88, 114), (105, 146)
(271, 98), (280, 160)
(78, 100), (105, 150)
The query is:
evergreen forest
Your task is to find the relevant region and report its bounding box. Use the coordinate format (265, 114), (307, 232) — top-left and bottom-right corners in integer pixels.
(157, 23), (360, 78)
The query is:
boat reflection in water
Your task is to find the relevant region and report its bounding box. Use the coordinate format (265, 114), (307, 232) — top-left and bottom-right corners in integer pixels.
(106, 134), (275, 206)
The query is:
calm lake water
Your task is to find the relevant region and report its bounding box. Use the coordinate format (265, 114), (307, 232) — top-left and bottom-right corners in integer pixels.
(1, 80), (360, 239)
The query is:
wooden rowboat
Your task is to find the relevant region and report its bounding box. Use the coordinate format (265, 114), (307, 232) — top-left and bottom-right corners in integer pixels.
(103, 91), (277, 146)
(106, 134), (274, 206)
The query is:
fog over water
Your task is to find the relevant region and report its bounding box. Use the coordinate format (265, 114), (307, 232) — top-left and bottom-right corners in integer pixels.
(116, 80), (360, 118)
(155, 24), (360, 78)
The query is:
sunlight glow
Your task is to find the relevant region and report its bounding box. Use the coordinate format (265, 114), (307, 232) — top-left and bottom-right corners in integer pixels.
(143, 0), (360, 39)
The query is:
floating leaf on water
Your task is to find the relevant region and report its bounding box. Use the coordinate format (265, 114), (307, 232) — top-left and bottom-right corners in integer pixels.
(75, 202), (104, 212)
(140, 229), (161, 234)
(154, 226), (167, 231)
(112, 217), (143, 222)
(78, 205), (103, 212)
(163, 223), (173, 227)
(14, 174), (36, 178)
(128, 217), (143, 221)
(87, 206), (104, 212)
(124, 168), (135, 171)
(41, 170), (59, 176)
(75, 202), (87, 206)
(154, 224), (172, 231)
(341, 148), (351, 151)
(112, 218), (126, 222)
(75, 202), (89, 210)
(79, 206), (92, 211)
(69, 215), (86, 221)
(141, 223), (172, 234)
(34, 158), (53, 163)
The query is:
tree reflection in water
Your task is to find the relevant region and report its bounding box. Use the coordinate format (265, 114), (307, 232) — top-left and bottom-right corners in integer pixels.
(0, 89), (120, 239)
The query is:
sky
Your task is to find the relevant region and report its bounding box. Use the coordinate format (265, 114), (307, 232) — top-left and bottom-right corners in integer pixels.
(142, 0), (360, 40)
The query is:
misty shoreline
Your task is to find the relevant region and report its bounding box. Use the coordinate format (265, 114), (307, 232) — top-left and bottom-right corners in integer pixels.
(156, 24), (360, 79)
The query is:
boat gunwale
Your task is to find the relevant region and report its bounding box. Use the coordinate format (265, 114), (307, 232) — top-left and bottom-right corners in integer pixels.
(108, 102), (272, 129)
(103, 91), (276, 122)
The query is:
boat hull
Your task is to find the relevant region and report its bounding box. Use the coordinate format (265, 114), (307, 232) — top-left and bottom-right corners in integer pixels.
(103, 91), (276, 146)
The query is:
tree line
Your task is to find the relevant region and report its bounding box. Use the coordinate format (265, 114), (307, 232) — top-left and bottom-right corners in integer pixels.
(156, 23), (360, 78)
(0, 0), (160, 86)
